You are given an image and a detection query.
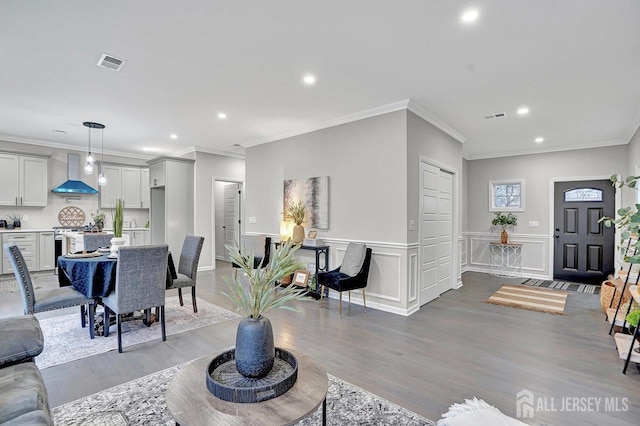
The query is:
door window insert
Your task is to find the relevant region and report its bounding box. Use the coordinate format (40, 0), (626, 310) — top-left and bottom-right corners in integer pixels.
(564, 188), (603, 202)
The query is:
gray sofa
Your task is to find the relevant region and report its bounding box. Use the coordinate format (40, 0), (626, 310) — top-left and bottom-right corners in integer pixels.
(0, 315), (52, 425)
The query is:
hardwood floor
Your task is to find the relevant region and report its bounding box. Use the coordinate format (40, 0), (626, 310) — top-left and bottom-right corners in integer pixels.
(1, 265), (638, 425)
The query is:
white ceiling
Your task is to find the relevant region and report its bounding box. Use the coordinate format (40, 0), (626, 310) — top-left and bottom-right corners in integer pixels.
(1, 0), (639, 160)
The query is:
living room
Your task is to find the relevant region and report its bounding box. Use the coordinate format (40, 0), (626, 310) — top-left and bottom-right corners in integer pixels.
(1, 1), (639, 425)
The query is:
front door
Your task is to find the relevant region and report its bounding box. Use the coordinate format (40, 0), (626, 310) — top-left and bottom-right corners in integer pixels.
(553, 180), (615, 284)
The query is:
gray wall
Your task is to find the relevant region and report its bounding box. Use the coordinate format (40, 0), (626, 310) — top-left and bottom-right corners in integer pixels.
(466, 145), (629, 234)
(245, 111), (407, 243)
(623, 127), (640, 208)
(193, 151), (244, 269)
(0, 140), (149, 229)
(406, 111), (464, 243)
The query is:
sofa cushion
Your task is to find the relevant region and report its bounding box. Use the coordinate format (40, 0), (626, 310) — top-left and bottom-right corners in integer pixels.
(340, 243), (367, 277)
(0, 316), (43, 368)
(0, 362), (51, 425)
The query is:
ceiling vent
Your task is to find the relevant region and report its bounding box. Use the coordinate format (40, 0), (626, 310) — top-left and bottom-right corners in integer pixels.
(484, 112), (507, 119)
(97, 53), (126, 72)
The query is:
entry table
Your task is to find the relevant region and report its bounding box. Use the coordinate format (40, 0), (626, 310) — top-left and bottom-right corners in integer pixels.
(166, 348), (328, 425)
(489, 242), (523, 278)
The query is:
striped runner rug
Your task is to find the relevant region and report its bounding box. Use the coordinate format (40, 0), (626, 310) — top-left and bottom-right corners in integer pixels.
(521, 278), (600, 294)
(485, 284), (569, 315)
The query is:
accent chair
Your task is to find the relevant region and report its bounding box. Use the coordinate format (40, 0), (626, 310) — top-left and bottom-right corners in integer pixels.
(166, 235), (205, 313)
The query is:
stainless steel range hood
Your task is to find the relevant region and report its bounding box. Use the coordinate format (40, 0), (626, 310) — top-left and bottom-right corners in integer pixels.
(51, 153), (98, 194)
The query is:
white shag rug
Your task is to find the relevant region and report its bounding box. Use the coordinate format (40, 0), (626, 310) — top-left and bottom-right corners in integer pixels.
(36, 297), (240, 369)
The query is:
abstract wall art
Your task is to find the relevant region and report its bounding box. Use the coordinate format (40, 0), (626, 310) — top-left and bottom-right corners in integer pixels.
(284, 176), (329, 229)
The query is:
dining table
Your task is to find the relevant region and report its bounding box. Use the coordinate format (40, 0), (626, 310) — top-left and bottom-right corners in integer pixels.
(57, 252), (117, 298)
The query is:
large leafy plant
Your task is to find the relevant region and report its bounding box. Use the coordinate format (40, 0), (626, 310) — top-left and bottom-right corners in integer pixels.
(600, 174), (640, 263)
(491, 211), (518, 231)
(223, 240), (308, 318)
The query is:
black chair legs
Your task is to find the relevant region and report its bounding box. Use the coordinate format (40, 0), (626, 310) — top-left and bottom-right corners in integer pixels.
(116, 314), (122, 353)
(88, 304), (95, 339)
(160, 306), (166, 341)
(80, 305), (86, 328)
(191, 286), (197, 313)
(178, 288), (184, 306)
(104, 307), (110, 337)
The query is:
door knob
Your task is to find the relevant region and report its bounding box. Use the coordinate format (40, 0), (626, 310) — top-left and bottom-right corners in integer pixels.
(555, 234), (560, 238)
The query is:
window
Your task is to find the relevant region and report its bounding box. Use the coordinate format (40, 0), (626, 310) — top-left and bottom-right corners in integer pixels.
(489, 179), (524, 212)
(564, 188), (603, 202)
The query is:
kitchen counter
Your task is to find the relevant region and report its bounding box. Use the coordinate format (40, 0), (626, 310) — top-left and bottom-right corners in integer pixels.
(0, 228), (54, 233)
(61, 228), (149, 253)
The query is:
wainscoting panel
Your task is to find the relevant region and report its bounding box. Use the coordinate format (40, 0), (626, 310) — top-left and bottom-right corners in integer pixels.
(462, 232), (550, 280)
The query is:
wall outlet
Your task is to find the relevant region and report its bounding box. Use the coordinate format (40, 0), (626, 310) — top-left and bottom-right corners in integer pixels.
(249, 216), (257, 224)
(409, 219), (415, 231)
(528, 220), (539, 228)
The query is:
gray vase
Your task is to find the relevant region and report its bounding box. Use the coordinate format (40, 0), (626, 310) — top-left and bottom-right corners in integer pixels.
(235, 316), (275, 378)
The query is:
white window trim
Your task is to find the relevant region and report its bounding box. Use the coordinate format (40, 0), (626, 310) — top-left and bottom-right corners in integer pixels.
(489, 179), (525, 212)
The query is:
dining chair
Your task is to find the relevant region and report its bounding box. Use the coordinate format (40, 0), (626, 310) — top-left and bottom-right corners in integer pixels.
(3, 242), (96, 338)
(166, 235), (204, 313)
(102, 244), (169, 353)
(83, 234), (113, 252)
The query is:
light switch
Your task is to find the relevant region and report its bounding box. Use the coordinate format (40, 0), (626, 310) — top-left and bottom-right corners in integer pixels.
(409, 220), (416, 231)
(249, 217), (257, 224)
(528, 220), (539, 228)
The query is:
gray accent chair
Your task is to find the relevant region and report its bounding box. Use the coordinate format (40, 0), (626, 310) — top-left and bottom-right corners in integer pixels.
(102, 244), (169, 353)
(4, 242), (96, 339)
(166, 235), (204, 313)
(83, 233), (113, 252)
(0, 315), (52, 425)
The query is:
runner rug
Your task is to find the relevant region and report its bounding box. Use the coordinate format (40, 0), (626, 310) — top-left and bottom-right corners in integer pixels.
(485, 284), (569, 315)
(36, 297), (240, 369)
(51, 363), (434, 425)
(520, 278), (600, 294)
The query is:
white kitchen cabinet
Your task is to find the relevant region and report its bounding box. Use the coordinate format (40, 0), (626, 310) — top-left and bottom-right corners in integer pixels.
(149, 161), (165, 188)
(100, 165), (149, 209)
(2, 233), (37, 273)
(38, 232), (55, 270)
(140, 168), (150, 208)
(123, 229), (149, 246)
(0, 153), (48, 206)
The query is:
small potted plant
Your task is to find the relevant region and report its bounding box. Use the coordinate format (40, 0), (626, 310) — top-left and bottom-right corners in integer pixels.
(90, 209), (106, 231)
(626, 309), (640, 337)
(6, 213), (23, 229)
(109, 199), (126, 256)
(492, 211), (518, 244)
(286, 200), (306, 244)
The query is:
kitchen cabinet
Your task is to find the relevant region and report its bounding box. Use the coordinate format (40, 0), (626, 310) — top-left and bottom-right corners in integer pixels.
(2, 233), (37, 273)
(123, 229), (149, 246)
(0, 153), (48, 206)
(140, 168), (150, 208)
(149, 161), (165, 188)
(38, 232), (55, 270)
(100, 165), (149, 209)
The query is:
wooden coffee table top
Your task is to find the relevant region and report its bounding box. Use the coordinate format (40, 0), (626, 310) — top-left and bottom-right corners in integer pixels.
(166, 348), (328, 425)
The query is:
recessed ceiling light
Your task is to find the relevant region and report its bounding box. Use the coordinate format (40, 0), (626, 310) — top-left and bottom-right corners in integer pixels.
(461, 9), (479, 23)
(303, 74), (316, 85)
(218, 113), (227, 119)
(170, 134), (178, 139)
(535, 137), (544, 143)
(517, 107), (530, 115)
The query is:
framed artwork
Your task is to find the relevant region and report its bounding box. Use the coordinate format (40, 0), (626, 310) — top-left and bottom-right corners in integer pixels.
(293, 270), (310, 287)
(308, 230), (317, 239)
(284, 176), (329, 229)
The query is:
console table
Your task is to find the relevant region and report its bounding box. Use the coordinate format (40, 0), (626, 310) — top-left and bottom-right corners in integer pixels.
(274, 242), (329, 299)
(166, 348), (328, 425)
(489, 242), (522, 278)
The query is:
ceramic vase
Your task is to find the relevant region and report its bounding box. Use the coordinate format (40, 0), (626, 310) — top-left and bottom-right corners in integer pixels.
(95, 220), (103, 232)
(110, 237), (127, 257)
(500, 230), (508, 244)
(292, 224), (305, 244)
(235, 316), (275, 378)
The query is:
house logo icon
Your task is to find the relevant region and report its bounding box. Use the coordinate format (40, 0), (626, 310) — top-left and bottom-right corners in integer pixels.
(516, 389), (535, 418)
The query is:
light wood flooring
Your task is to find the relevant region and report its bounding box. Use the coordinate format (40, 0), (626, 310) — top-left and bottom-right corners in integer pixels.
(1, 264), (638, 425)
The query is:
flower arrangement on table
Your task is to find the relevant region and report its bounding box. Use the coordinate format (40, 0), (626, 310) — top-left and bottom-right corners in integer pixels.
(90, 209), (106, 230)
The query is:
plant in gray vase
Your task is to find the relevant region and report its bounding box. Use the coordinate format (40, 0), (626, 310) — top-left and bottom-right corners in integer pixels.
(223, 240), (307, 378)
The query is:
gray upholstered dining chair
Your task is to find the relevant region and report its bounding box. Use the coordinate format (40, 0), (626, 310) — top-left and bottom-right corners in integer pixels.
(166, 235), (204, 313)
(3, 242), (96, 338)
(83, 234), (113, 252)
(102, 244), (169, 353)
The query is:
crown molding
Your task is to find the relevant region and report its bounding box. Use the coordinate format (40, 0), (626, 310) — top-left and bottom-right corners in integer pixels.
(171, 145), (245, 160)
(241, 100), (411, 148)
(465, 138), (628, 160)
(406, 100), (467, 143)
(0, 134), (152, 160)
(624, 106), (640, 144)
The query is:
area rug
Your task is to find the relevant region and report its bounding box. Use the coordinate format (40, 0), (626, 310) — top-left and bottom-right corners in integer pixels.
(485, 284), (568, 315)
(36, 298), (240, 369)
(521, 278), (600, 294)
(51, 363), (434, 425)
(0, 279), (20, 293)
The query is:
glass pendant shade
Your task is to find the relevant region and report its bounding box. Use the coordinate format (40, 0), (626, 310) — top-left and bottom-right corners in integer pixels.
(98, 172), (107, 186)
(83, 121), (105, 177)
(84, 160), (94, 174)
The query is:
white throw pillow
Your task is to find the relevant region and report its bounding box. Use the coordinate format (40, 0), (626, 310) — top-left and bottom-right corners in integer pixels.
(340, 242), (367, 277)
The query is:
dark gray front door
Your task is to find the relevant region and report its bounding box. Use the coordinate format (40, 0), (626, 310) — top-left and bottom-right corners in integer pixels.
(553, 180), (615, 284)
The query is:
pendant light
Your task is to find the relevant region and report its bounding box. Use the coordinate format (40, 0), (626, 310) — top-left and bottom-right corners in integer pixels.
(83, 121), (104, 176)
(98, 124), (107, 186)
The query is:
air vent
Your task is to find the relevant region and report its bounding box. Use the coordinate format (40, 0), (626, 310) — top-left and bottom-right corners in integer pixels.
(97, 53), (126, 72)
(484, 112), (507, 119)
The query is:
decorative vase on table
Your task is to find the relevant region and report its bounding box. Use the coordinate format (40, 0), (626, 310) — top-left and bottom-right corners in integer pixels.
(235, 316), (275, 378)
(109, 237), (127, 257)
(501, 230), (508, 244)
(292, 224), (305, 244)
(95, 220), (104, 232)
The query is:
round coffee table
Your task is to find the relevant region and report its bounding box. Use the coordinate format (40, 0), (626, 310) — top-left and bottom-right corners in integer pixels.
(166, 348), (328, 425)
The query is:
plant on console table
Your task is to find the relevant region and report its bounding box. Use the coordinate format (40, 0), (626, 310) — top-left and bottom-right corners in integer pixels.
(110, 199), (126, 256)
(223, 240), (307, 378)
(492, 212), (518, 244)
(286, 200), (306, 244)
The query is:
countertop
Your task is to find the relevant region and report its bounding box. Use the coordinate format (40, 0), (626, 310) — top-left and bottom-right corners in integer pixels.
(0, 227), (150, 234)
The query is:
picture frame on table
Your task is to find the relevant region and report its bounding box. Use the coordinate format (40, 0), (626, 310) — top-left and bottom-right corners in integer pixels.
(307, 230), (317, 239)
(293, 269), (310, 287)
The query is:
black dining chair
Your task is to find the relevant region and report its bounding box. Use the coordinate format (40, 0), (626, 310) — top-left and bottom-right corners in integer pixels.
(4, 242), (96, 338)
(102, 244), (169, 353)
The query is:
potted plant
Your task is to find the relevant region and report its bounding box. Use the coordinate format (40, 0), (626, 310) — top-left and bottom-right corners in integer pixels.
(6, 213), (23, 229)
(600, 174), (640, 263)
(223, 240), (307, 378)
(90, 209), (106, 231)
(626, 310), (640, 340)
(109, 199), (126, 256)
(492, 211), (518, 243)
(286, 200), (306, 244)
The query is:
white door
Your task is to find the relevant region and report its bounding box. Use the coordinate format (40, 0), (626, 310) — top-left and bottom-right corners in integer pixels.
(419, 162), (454, 306)
(223, 183), (241, 262)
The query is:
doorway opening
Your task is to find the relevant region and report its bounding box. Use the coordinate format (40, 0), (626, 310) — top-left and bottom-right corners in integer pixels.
(213, 179), (243, 265)
(552, 179), (615, 284)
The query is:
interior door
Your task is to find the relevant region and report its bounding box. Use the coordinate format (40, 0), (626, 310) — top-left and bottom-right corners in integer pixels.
(223, 183), (241, 262)
(553, 180), (615, 284)
(420, 162), (454, 306)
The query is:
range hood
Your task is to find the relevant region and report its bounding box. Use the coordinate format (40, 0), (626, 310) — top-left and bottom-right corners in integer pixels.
(51, 154), (98, 194)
